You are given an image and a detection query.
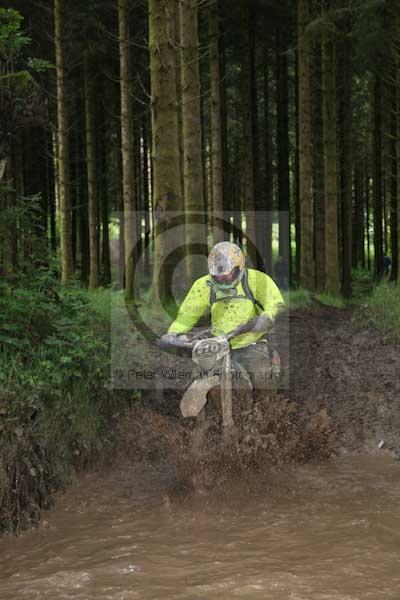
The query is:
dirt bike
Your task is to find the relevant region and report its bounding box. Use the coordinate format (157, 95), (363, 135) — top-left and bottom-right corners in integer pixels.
(160, 328), (258, 452)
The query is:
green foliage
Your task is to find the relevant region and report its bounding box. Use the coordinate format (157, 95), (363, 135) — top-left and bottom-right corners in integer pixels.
(86, 287), (112, 324)
(352, 267), (374, 284)
(353, 282), (400, 343)
(350, 268), (375, 302)
(0, 6), (52, 79)
(0, 269), (109, 403)
(27, 57), (54, 73)
(0, 8), (30, 64)
(0, 192), (48, 274)
(0, 270), (118, 533)
(0, 7), (50, 168)
(0, 67), (31, 85)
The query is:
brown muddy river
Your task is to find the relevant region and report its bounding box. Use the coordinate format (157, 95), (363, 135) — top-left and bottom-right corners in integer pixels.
(0, 455), (399, 599)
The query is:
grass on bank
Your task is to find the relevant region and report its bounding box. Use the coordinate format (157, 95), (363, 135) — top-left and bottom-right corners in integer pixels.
(282, 288), (311, 309)
(353, 282), (400, 343)
(282, 288), (346, 310)
(314, 292), (346, 308)
(285, 277), (400, 343)
(283, 268), (376, 311)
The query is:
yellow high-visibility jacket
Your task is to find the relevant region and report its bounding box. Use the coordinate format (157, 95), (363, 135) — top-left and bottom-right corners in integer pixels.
(168, 268), (285, 349)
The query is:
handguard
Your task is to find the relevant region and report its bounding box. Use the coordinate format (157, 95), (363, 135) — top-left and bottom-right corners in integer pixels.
(226, 314), (274, 341)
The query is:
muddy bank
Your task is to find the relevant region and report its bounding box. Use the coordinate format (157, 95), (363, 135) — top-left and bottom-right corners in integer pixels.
(3, 304), (399, 534)
(283, 304), (400, 454)
(125, 304), (400, 478)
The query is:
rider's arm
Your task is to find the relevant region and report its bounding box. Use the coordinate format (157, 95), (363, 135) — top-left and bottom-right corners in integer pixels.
(226, 313), (274, 340)
(254, 270), (285, 320)
(226, 271), (285, 340)
(167, 276), (210, 334)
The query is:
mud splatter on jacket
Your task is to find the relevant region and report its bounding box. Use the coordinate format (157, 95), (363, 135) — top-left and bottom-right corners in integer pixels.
(168, 268), (285, 349)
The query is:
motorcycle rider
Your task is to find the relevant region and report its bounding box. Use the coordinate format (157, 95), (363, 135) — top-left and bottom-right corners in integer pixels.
(160, 242), (285, 391)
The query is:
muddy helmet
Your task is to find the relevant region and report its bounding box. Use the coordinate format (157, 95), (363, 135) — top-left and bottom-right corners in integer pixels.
(207, 241), (245, 287)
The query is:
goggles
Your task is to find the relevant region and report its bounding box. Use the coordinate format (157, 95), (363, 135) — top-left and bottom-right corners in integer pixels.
(211, 266), (241, 286)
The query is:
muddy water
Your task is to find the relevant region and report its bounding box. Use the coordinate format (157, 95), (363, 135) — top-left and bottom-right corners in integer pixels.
(0, 455), (399, 600)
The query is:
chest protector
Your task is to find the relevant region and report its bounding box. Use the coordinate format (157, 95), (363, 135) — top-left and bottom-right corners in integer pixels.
(208, 269), (263, 313)
(208, 269), (278, 356)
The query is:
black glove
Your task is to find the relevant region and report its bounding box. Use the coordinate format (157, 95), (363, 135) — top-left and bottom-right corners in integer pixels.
(226, 315), (274, 340)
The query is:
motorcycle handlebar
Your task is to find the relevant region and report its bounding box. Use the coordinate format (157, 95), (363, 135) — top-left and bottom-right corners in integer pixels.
(157, 325), (260, 350)
(157, 329), (214, 350)
(158, 322), (257, 349)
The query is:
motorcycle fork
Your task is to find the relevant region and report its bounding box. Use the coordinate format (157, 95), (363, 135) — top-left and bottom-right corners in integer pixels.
(220, 352), (235, 437)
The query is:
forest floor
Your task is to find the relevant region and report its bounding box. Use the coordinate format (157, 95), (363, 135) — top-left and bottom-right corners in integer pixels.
(112, 303), (400, 493)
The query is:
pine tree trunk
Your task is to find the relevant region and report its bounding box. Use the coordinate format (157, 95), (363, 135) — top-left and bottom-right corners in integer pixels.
(134, 118), (142, 248)
(79, 182), (89, 287)
(240, 1), (256, 265)
(40, 130), (49, 258)
(312, 36), (326, 292)
(48, 132), (57, 253)
(219, 16), (230, 228)
(358, 167), (366, 269)
(149, 0), (183, 300)
(382, 79), (390, 257)
(12, 165), (22, 262)
(200, 70), (210, 225)
(297, 0), (314, 290)
(322, 28), (340, 295)
(373, 76), (384, 280)
(23, 127), (47, 260)
(70, 131), (77, 271)
(353, 164), (364, 269)
(84, 51), (99, 288)
(388, 0), (400, 283)
(4, 154), (18, 270)
(365, 166), (371, 271)
(174, 2), (185, 206)
(118, 0), (137, 300)
(180, 0), (206, 279)
(390, 63), (398, 281)
(263, 42), (273, 275)
(101, 193), (111, 285)
(352, 166), (358, 268)
(54, 0), (73, 284)
(276, 27), (291, 268)
(397, 80), (400, 284)
(100, 123), (111, 286)
(209, 1), (224, 243)
(232, 140), (243, 246)
(250, 12), (264, 270)
(338, 34), (353, 297)
(109, 81), (124, 290)
(142, 116), (151, 279)
(294, 49), (301, 283)
(45, 130), (56, 254)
